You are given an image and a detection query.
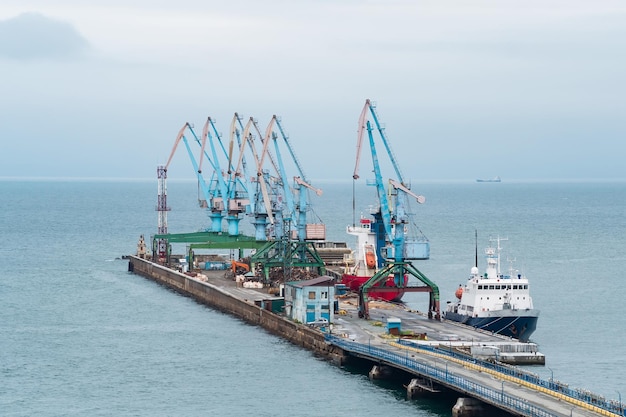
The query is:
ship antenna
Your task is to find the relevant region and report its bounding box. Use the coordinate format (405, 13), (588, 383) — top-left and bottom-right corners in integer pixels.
(474, 229), (478, 268)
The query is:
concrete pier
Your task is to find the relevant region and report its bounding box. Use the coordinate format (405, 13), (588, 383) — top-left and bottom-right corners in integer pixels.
(127, 256), (348, 364)
(127, 256), (618, 417)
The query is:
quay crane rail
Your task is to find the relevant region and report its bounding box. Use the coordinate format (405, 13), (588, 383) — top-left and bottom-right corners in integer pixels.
(353, 99), (440, 320)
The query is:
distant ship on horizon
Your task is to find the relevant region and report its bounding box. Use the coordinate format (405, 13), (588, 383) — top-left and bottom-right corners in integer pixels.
(476, 176), (501, 183)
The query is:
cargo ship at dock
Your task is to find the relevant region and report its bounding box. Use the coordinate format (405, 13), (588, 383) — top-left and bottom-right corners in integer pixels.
(444, 236), (539, 342)
(340, 214), (407, 302)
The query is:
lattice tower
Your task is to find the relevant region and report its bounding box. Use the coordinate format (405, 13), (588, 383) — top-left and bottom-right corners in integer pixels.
(156, 165), (171, 259)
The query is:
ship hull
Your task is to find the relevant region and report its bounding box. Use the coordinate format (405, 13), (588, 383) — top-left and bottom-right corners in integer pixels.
(341, 274), (405, 302)
(444, 310), (539, 342)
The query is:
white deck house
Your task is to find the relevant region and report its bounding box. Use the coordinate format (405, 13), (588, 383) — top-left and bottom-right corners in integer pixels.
(284, 276), (335, 324)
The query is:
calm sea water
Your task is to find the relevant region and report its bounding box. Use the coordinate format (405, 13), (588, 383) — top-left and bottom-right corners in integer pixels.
(1, 179), (625, 416)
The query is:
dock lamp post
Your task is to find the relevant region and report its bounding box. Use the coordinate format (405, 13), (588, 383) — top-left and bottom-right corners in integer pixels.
(547, 366), (554, 389)
(435, 359), (449, 381)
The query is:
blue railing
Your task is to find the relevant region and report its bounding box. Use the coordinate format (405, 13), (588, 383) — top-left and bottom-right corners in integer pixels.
(326, 335), (557, 417)
(326, 335), (624, 417)
(394, 339), (625, 417)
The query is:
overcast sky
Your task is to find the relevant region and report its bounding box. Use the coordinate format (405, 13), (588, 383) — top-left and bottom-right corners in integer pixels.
(1, 1), (625, 182)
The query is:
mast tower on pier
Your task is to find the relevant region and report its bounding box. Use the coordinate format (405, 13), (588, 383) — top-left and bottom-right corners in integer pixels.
(156, 165), (171, 261)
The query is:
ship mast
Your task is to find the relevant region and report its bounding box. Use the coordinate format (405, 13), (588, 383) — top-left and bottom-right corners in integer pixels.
(489, 236), (508, 275)
(474, 229), (478, 268)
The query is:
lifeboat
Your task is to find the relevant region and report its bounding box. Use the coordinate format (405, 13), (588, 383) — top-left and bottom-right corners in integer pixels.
(365, 249), (376, 269)
(455, 285), (464, 299)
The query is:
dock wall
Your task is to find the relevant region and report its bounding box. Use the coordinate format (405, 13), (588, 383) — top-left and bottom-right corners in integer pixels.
(127, 256), (347, 364)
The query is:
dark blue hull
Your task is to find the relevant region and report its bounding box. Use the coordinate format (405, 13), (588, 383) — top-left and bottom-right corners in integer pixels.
(444, 312), (538, 342)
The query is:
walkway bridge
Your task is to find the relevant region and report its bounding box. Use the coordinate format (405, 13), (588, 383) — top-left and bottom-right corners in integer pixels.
(326, 335), (624, 417)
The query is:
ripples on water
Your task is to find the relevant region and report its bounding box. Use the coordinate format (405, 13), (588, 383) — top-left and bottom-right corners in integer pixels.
(1, 179), (625, 415)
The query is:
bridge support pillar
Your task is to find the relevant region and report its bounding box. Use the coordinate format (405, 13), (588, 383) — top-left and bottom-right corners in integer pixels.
(406, 378), (440, 399)
(368, 365), (392, 380)
(452, 397), (486, 417)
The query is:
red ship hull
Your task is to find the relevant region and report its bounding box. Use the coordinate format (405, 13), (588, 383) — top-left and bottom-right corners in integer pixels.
(341, 274), (406, 302)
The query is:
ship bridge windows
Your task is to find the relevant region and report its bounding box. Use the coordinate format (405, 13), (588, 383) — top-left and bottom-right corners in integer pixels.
(488, 285), (495, 290)
(478, 285), (483, 290)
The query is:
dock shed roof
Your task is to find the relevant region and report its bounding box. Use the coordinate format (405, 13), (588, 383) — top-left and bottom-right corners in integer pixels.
(285, 276), (334, 288)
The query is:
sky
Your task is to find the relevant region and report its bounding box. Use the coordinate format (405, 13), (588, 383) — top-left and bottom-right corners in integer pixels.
(1, 1), (625, 182)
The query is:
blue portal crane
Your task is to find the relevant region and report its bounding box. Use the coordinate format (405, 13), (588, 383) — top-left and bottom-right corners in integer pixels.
(353, 99), (440, 320)
(244, 115), (326, 281)
(199, 117), (250, 236)
(270, 115), (324, 242)
(164, 123), (220, 229)
(163, 119), (249, 237)
(157, 112), (325, 282)
(227, 113), (255, 216)
(228, 116), (279, 241)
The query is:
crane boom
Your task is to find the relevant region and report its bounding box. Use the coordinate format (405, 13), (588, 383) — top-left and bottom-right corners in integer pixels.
(243, 118), (275, 227)
(389, 179), (425, 204)
(257, 117), (277, 173)
(267, 116), (323, 241)
(353, 99), (405, 183)
(366, 120), (393, 240)
(294, 176), (322, 196)
(199, 119), (209, 173)
(274, 116), (310, 184)
(228, 113), (254, 211)
(164, 123), (190, 170)
(353, 99), (371, 180)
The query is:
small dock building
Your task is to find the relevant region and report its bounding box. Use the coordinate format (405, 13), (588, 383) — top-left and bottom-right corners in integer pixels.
(284, 276), (335, 324)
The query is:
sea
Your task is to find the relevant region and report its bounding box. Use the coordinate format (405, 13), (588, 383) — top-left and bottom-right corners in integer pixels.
(1, 178), (625, 416)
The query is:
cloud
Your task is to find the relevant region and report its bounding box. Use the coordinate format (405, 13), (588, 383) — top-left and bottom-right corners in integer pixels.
(0, 12), (89, 60)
